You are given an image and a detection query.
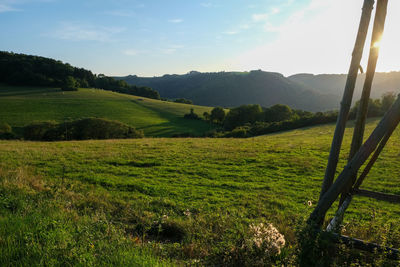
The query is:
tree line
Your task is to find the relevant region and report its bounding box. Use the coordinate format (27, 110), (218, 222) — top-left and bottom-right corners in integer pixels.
(185, 92), (397, 138)
(0, 51), (160, 99)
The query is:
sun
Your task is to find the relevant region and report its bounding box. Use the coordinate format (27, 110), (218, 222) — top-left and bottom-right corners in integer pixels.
(373, 41), (381, 48)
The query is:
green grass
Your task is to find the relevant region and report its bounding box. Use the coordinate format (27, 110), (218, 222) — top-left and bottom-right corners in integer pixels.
(0, 85), (215, 137)
(1, 119), (400, 265)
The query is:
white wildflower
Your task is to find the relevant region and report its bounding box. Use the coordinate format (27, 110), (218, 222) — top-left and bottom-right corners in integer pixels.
(248, 222), (286, 255)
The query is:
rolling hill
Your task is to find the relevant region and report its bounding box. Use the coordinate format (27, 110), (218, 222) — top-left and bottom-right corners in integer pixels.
(116, 70), (340, 112)
(289, 72), (400, 101)
(0, 85), (215, 137)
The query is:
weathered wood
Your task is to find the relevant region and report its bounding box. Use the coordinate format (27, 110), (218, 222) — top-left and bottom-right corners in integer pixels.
(319, 0), (374, 209)
(330, 233), (400, 260)
(309, 95), (400, 225)
(354, 130), (393, 189)
(325, 128), (394, 232)
(340, 0), (389, 206)
(327, 195), (352, 232)
(354, 189), (400, 203)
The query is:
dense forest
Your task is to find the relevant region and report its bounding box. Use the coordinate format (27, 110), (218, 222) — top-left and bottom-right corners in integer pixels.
(0, 51), (160, 99)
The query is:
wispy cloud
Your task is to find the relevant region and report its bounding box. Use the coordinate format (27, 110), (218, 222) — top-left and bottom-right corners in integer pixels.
(123, 49), (140, 56)
(0, 3), (19, 12)
(168, 18), (183, 23)
(160, 44), (184, 54)
(0, 0), (55, 13)
(252, 13), (268, 22)
(222, 31), (238, 35)
(51, 22), (125, 42)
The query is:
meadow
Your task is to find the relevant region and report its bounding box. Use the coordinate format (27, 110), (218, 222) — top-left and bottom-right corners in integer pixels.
(1, 118), (400, 265)
(0, 85), (215, 137)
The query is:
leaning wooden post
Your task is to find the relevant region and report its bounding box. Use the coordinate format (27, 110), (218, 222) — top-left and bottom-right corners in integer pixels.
(310, 95), (400, 225)
(319, 0), (374, 209)
(327, 127), (394, 232)
(339, 0), (388, 206)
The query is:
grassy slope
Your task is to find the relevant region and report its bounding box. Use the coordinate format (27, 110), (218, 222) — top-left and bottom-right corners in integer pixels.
(1, 119), (400, 265)
(0, 85), (215, 137)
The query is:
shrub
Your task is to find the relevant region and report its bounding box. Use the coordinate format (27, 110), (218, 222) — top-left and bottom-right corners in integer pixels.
(0, 122), (12, 134)
(225, 126), (251, 138)
(184, 109), (201, 120)
(174, 98), (193, 104)
(23, 121), (58, 141)
(23, 118), (143, 141)
(66, 118), (143, 140)
(61, 76), (79, 91)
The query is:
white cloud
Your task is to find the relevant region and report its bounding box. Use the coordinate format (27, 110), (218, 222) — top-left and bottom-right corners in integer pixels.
(160, 44), (184, 55)
(223, 31), (238, 35)
(271, 7), (280, 15)
(252, 13), (269, 22)
(0, 0), (55, 13)
(123, 49), (139, 56)
(168, 18), (183, 23)
(0, 3), (18, 12)
(51, 22), (125, 42)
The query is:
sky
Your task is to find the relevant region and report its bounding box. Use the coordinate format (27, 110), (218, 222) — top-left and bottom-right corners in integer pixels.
(1, 0), (400, 77)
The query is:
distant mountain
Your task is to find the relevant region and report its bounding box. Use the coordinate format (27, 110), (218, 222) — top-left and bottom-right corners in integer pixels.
(116, 70), (340, 112)
(288, 72), (400, 102)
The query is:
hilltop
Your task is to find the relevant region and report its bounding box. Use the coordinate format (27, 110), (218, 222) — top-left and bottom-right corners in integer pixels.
(0, 85), (214, 137)
(116, 71), (340, 112)
(289, 72), (400, 101)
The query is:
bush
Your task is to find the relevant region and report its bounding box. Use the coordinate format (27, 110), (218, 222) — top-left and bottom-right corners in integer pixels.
(61, 76), (79, 91)
(225, 126), (251, 138)
(0, 122), (11, 134)
(174, 98), (193, 104)
(184, 109), (201, 120)
(23, 121), (58, 141)
(23, 118), (143, 141)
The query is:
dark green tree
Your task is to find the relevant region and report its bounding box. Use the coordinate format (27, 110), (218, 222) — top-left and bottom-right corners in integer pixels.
(264, 104), (293, 122)
(210, 107), (226, 124)
(224, 104), (263, 130)
(381, 92), (396, 113)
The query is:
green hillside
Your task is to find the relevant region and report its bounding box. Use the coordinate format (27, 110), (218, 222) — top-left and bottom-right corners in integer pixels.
(0, 85), (215, 137)
(1, 119), (399, 265)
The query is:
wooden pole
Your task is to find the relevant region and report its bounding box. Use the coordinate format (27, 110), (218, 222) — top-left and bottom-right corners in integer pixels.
(339, 0), (389, 206)
(319, 0), (374, 208)
(309, 95), (400, 225)
(354, 130), (392, 188)
(325, 122), (395, 232)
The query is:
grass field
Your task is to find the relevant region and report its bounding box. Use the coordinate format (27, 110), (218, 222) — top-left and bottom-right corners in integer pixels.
(0, 85), (215, 137)
(1, 119), (400, 265)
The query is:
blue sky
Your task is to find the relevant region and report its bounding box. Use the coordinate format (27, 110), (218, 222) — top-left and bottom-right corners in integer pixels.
(1, 0), (400, 76)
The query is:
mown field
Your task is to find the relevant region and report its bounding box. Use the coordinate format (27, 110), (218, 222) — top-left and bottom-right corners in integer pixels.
(1, 119), (400, 265)
(0, 85), (215, 137)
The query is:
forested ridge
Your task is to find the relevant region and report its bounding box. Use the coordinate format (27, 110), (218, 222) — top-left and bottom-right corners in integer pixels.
(0, 51), (160, 99)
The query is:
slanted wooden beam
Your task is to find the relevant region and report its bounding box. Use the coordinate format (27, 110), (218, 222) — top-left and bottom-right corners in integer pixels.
(354, 130), (393, 189)
(325, 125), (395, 232)
(319, 0), (374, 211)
(340, 0), (389, 206)
(309, 95), (400, 225)
(331, 233), (400, 260)
(354, 189), (400, 204)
